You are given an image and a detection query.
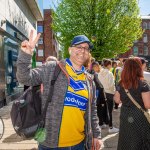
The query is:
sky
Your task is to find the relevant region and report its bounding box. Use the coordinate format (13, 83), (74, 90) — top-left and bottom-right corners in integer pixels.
(43, 0), (60, 10)
(43, 0), (150, 16)
(139, 0), (150, 15)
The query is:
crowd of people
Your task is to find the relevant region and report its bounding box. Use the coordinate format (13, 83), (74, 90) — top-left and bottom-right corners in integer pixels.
(88, 56), (150, 149)
(16, 32), (150, 150)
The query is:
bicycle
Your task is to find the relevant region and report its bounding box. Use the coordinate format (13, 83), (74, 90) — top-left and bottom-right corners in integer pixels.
(0, 116), (4, 140)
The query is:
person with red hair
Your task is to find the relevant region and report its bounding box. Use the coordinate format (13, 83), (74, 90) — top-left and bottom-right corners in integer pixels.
(114, 57), (150, 150)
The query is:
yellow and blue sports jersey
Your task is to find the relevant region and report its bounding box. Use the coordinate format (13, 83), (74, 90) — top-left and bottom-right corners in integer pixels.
(58, 58), (88, 147)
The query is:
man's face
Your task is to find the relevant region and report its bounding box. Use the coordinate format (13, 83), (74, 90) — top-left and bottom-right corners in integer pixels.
(93, 65), (100, 73)
(69, 43), (90, 67)
(113, 63), (117, 68)
(107, 64), (112, 70)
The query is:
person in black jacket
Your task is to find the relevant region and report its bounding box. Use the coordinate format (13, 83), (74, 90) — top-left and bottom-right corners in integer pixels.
(91, 61), (109, 128)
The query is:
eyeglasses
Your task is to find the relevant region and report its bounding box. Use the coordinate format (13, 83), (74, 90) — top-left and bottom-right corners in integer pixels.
(72, 45), (90, 53)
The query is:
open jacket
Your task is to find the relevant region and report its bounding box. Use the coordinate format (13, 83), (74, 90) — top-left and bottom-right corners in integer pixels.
(16, 50), (101, 149)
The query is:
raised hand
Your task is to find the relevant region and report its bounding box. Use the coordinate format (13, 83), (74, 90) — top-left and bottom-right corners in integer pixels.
(21, 30), (41, 55)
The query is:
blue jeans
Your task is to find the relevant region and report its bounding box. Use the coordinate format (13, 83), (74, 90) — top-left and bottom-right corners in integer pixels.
(38, 141), (85, 150)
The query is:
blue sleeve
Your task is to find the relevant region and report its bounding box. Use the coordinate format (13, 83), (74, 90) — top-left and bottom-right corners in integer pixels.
(116, 84), (121, 92)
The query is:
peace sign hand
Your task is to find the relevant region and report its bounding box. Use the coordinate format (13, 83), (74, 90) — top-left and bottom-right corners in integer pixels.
(21, 30), (41, 55)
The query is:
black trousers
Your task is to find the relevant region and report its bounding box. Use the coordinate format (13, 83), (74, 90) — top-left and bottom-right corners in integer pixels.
(96, 91), (109, 126)
(114, 102), (119, 109)
(97, 102), (109, 126)
(106, 93), (114, 127)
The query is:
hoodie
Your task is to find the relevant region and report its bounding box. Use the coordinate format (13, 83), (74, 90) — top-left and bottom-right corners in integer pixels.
(144, 71), (150, 86)
(98, 68), (116, 94)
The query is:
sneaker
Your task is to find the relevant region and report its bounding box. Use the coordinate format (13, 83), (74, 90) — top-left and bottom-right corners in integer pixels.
(100, 124), (108, 129)
(108, 127), (119, 133)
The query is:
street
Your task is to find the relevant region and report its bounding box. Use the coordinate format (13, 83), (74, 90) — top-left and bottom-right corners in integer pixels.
(0, 102), (120, 150)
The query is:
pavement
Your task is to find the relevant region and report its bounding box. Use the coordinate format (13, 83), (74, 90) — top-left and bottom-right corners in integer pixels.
(101, 109), (120, 150)
(0, 102), (120, 150)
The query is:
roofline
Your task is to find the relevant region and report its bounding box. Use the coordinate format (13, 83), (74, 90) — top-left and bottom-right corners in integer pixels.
(141, 15), (150, 20)
(26, 0), (43, 21)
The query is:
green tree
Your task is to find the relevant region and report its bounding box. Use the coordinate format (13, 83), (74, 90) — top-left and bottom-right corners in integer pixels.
(52, 0), (143, 59)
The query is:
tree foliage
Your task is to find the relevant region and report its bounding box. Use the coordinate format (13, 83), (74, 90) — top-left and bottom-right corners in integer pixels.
(52, 0), (143, 59)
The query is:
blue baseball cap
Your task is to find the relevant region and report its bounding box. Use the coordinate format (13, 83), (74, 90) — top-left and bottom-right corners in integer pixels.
(71, 35), (93, 49)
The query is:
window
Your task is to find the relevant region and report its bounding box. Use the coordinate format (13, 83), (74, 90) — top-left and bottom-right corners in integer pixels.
(134, 40), (138, 43)
(139, 49), (143, 55)
(144, 46), (148, 56)
(143, 22), (147, 29)
(52, 39), (55, 46)
(143, 34), (148, 43)
(38, 37), (43, 44)
(37, 26), (43, 33)
(36, 62), (43, 66)
(133, 46), (138, 56)
(149, 22), (150, 29)
(38, 49), (44, 56)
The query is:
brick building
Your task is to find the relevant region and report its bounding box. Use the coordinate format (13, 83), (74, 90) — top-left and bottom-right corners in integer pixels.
(37, 9), (59, 66)
(120, 15), (150, 68)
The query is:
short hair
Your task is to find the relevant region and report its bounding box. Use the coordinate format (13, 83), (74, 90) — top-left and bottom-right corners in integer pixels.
(103, 59), (112, 67)
(112, 61), (117, 67)
(139, 57), (148, 64)
(46, 56), (57, 62)
(92, 61), (99, 67)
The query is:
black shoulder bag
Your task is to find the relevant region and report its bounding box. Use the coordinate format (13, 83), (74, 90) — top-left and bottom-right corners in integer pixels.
(10, 64), (61, 141)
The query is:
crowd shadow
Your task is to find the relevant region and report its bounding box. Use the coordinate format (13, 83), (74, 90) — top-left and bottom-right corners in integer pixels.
(101, 108), (120, 150)
(101, 131), (119, 150)
(1, 133), (38, 149)
(2, 133), (25, 143)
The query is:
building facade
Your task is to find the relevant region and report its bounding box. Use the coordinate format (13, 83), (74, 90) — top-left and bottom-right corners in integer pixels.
(37, 9), (59, 66)
(132, 16), (150, 58)
(0, 0), (43, 107)
(120, 16), (150, 68)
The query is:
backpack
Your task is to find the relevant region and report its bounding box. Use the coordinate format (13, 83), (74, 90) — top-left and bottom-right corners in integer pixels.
(93, 73), (105, 104)
(10, 64), (61, 139)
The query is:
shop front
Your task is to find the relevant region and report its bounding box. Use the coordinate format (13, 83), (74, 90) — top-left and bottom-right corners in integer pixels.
(0, 21), (27, 108)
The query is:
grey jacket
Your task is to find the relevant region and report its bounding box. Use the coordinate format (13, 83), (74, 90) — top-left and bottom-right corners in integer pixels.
(16, 50), (101, 149)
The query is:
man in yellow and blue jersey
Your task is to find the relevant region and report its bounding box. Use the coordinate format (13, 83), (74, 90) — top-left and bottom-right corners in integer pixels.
(17, 32), (102, 150)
